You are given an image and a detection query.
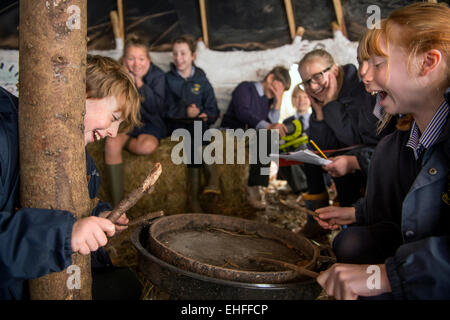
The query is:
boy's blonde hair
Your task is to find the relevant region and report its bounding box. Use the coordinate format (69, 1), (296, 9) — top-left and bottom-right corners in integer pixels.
(292, 83), (306, 98)
(86, 55), (141, 132)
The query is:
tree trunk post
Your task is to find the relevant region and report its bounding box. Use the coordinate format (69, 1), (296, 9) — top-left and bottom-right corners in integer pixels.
(19, 0), (91, 300)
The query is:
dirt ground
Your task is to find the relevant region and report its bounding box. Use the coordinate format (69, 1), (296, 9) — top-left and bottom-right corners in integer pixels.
(105, 175), (337, 300)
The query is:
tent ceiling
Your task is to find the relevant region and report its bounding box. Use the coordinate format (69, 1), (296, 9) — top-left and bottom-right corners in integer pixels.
(0, 0), (448, 51)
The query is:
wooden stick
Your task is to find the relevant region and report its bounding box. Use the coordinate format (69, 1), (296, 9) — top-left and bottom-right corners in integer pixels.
(296, 26), (305, 38)
(117, 0), (125, 41)
(284, 0), (296, 40)
(199, 0), (209, 48)
(125, 10), (175, 31)
(279, 199), (320, 217)
(150, 21), (179, 49)
(119, 210), (164, 226)
(332, 0), (348, 38)
(254, 257), (319, 278)
(107, 163), (162, 223)
(110, 11), (121, 41)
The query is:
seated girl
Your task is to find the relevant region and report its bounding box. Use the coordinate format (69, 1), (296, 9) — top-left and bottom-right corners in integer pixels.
(165, 35), (220, 213)
(104, 35), (166, 206)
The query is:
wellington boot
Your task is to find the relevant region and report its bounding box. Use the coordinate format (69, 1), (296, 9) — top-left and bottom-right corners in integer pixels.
(300, 191), (330, 239)
(106, 163), (124, 207)
(202, 164), (221, 195)
(187, 167), (204, 213)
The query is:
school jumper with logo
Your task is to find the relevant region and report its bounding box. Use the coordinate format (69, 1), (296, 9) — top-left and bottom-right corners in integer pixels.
(165, 63), (219, 167)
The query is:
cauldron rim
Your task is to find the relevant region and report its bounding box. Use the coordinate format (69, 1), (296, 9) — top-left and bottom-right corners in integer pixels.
(131, 222), (319, 289)
(147, 213), (319, 284)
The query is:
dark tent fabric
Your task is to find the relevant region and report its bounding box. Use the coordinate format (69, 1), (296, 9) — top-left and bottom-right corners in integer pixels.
(1, 0), (449, 51)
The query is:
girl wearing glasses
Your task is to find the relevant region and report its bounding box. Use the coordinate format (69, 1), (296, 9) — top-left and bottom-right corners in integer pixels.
(315, 3), (450, 299)
(297, 48), (396, 238)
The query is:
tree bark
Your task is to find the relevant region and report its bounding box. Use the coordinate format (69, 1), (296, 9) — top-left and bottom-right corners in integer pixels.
(19, 0), (91, 300)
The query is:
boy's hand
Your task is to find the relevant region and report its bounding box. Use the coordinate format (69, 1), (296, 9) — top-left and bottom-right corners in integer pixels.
(98, 211), (129, 232)
(187, 104), (201, 118)
(71, 217), (116, 255)
(313, 206), (356, 230)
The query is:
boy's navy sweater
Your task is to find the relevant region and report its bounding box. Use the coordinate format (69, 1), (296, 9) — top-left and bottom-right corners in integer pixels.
(220, 81), (271, 130)
(0, 87), (112, 300)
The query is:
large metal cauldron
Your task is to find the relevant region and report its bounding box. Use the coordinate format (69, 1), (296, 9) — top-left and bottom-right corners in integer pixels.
(131, 214), (326, 300)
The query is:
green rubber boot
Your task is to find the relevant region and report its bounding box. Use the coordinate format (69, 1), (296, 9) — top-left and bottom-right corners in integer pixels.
(106, 163), (124, 208)
(202, 164), (221, 195)
(187, 167), (204, 213)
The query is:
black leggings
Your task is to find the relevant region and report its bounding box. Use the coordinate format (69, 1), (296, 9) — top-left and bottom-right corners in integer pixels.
(332, 222), (403, 264)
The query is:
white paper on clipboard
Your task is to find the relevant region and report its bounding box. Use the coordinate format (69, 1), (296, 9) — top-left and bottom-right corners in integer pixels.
(270, 149), (332, 166)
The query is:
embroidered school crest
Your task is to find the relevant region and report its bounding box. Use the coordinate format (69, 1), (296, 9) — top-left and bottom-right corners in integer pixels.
(191, 83), (201, 95)
(442, 174), (450, 206)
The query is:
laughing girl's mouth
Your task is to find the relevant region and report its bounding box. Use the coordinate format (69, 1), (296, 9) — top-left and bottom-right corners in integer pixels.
(93, 130), (101, 141)
(370, 90), (388, 100)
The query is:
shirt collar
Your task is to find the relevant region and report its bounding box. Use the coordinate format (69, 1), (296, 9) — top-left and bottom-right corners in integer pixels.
(406, 99), (449, 159)
(254, 82), (264, 97)
(177, 65), (196, 79)
(372, 95), (384, 120)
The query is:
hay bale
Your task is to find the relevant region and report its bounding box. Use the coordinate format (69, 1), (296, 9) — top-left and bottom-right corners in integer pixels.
(86, 131), (250, 220)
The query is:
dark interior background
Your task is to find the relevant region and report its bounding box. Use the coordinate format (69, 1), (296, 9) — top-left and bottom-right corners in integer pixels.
(1, 0), (448, 51)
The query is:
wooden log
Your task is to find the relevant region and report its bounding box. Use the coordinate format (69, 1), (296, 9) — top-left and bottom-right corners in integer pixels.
(284, 0), (296, 40)
(117, 0), (125, 41)
(19, 0), (91, 299)
(332, 0), (348, 38)
(199, 0), (209, 48)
